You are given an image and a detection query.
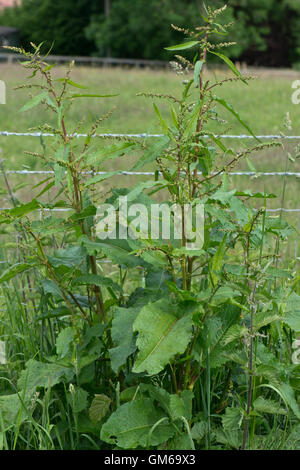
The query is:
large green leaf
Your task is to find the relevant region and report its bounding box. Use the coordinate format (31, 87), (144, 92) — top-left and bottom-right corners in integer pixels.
(133, 299), (193, 375)
(164, 434), (194, 450)
(145, 385), (193, 422)
(47, 245), (87, 269)
(109, 307), (139, 373)
(222, 407), (243, 431)
(284, 292), (300, 332)
(229, 196), (249, 225)
(89, 394), (111, 423)
(18, 359), (74, 391)
(170, 391), (194, 422)
(222, 324), (248, 346)
(214, 429), (240, 449)
(79, 323), (106, 350)
(277, 383), (300, 419)
(210, 286), (243, 306)
(253, 397), (287, 415)
(100, 397), (175, 448)
(67, 386), (89, 413)
(56, 327), (76, 358)
(0, 393), (30, 428)
(210, 189), (236, 205)
(191, 421), (207, 441)
(253, 312), (281, 330)
(41, 279), (64, 299)
(197, 305), (241, 369)
(260, 382), (300, 419)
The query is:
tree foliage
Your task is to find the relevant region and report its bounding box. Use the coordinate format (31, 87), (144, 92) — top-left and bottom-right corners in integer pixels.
(0, 0), (102, 56)
(1, 0), (300, 66)
(86, 0), (204, 60)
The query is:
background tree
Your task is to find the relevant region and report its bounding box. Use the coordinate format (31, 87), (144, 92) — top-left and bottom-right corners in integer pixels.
(85, 0), (204, 60)
(85, 0), (300, 66)
(0, 0), (102, 56)
(1, 0), (300, 67)
(227, 0), (300, 67)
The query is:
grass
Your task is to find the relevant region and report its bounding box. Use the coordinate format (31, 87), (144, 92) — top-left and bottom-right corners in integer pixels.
(0, 63), (299, 160)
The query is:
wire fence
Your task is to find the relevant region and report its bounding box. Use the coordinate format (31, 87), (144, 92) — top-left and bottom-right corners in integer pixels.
(1, 131), (300, 139)
(1, 133), (300, 212)
(1, 131), (300, 264)
(4, 170), (300, 177)
(1, 131), (300, 207)
(2, 131), (300, 177)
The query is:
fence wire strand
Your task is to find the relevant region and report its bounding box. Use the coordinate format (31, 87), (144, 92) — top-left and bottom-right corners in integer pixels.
(4, 170), (300, 177)
(1, 131), (300, 139)
(1, 132), (300, 214)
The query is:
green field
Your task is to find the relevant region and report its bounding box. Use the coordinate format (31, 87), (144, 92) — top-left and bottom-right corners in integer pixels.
(0, 63), (300, 260)
(0, 63), (299, 161)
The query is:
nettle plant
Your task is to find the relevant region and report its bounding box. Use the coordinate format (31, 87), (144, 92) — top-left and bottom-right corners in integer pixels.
(0, 5), (300, 451)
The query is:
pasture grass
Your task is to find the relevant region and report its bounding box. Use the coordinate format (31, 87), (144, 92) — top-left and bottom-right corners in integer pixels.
(0, 63), (300, 260)
(0, 63), (299, 161)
